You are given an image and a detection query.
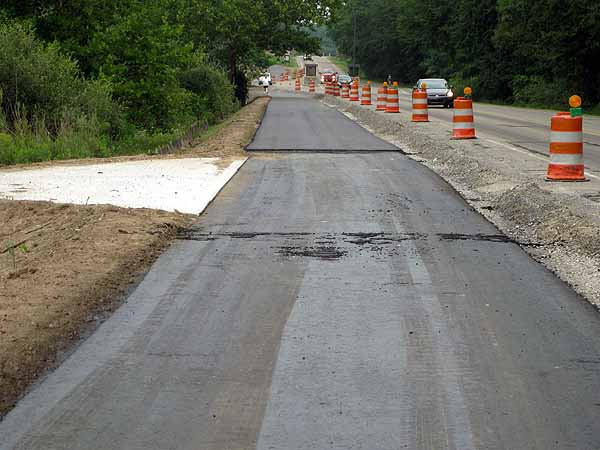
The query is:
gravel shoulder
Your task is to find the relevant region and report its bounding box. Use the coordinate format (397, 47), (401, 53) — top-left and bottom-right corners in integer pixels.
(0, 96), (269, 417)
(323, 94), (600, 308)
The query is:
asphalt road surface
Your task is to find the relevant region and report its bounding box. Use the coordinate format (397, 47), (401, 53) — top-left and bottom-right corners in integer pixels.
(2, 94), (600, 449)
(247, 93), (397, 151)
(310, 55), (600, 176)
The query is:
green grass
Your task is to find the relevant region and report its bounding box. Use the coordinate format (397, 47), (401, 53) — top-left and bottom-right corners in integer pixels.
(0, 107), (247, 166)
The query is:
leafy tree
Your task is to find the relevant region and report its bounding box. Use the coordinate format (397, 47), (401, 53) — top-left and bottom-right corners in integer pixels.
(331, 0), (600, 106)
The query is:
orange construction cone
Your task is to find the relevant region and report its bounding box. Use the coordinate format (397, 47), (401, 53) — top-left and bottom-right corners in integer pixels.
(333, 82), (340, 97)
(411, 85), (429, 122)
(546, 95), (586, 181)
(349, 81), (360, 102)
(376, 84), (387, 111)
(361, 82), (372, 105)
(385, 82), (400, 113)
(341, 83), (350, 99)
(325, 81), (332, 96)
(451, 87), (475, 139)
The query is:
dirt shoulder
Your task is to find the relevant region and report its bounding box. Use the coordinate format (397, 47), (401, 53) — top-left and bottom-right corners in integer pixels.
(0, 96), (269, 418)
(324, 96), (600, 309)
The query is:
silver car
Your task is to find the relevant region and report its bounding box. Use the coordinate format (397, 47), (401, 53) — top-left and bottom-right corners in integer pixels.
(415, 78), (454, 108)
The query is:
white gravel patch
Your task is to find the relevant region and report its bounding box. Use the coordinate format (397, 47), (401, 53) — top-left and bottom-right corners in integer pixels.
(0, 158), (247, 214)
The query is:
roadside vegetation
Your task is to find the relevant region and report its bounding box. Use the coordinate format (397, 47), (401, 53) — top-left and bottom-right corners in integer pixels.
(330, 0), (600, 110)
(328, 56), (368, 80)
(0, 0), (340, 166)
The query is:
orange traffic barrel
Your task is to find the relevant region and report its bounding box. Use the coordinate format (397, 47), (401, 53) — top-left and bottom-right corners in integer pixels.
(295, 78), (301, 92)
(333, 82), (340, 97)
(326, 81), (333, 96)
(376, 85), (387, 111)
(547, 113), (585, 181)
(412, 88), (429, 122)
(385, 83), (399, 113)
(341, 83), (350, 99)
(361, 82), (372, 105)
(349, 81), (360, 101)
(309, 79), (315, 94)
(451, 97), (476, 139)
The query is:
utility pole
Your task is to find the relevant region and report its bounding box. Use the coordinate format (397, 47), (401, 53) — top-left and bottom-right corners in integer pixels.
(351, 1), (357, 69)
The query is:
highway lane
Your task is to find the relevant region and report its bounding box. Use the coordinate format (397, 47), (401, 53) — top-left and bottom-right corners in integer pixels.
(2, 93), (600, 450)
(308, 56), (600, 174)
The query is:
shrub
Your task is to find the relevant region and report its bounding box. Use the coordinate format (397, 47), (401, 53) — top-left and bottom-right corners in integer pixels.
(0, 20), (122, 137)
(511, 75), (572, 108)
(178, 65), (239, 124)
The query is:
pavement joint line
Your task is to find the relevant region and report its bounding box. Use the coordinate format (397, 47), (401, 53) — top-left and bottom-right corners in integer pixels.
(486, 138), (599, 180)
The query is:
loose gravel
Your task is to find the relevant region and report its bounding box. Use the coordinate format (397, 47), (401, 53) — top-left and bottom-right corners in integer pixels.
(325, 96), (600, 308)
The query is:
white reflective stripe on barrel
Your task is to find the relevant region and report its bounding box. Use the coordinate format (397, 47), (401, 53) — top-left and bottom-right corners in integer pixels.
(549, 153), (584, 164)
(453, 122), (474, 129)
(550, 131), (583, 143)
(453, 109), (473, 117)
(412, 98), (427, 104)
(412, 108), (427, 114)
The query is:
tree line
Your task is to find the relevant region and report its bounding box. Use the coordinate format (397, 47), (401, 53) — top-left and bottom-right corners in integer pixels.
(330, 0), (600, 109)
(0, 0), (339, 164)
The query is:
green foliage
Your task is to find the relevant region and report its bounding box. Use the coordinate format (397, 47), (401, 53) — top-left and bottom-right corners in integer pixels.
(88, 0), (200, 131)
(178, 65), (239, 124)
(510, 75), (571, 108)
(331, 0), (600, 107)
(0, 20), (121, 136)
(0, 0), (342, 165)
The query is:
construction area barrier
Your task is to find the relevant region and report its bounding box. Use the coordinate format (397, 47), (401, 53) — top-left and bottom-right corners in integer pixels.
(349, 81), (360, 102)
(295, 78), (301, 92)
(451, 96), (476, 139)
(361, 82), (372, 105)
(547, 101), (585, 181)
(309, 79), (315, 94)
(376, 85), (387, 111)
(332, 83), (340, 97)
(325, 81), (332, 96)
(341, 83), (350, 99)
(385, 82), (399, 113)
(411, 87), (429, 122)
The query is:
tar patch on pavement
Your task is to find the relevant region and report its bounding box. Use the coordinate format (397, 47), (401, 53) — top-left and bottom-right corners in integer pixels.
(275, 245), (347, 260)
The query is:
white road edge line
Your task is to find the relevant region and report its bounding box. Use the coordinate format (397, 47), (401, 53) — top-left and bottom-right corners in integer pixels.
(486, 138), (600, 180)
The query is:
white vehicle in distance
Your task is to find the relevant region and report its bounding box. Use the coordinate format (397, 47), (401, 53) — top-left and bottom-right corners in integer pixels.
(258, 72), (272, 86)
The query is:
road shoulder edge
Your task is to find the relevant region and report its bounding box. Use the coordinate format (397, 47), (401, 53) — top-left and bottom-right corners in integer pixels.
(323, 96), (600, 309)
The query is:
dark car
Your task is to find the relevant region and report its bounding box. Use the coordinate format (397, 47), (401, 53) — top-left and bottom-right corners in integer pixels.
(337, 74), (353, 87)
(338, 73), (352, 87)
(415, 78), (454, 107)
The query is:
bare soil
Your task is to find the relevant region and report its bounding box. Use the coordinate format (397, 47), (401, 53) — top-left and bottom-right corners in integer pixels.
(0, 96), (269, 417)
